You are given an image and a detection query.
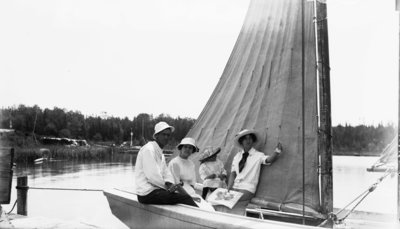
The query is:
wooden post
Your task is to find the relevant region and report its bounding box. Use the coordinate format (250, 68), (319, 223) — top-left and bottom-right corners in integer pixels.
(316, 0), (333, 224)
(17, 176), (28, 216)
(0, 147), (14, 205)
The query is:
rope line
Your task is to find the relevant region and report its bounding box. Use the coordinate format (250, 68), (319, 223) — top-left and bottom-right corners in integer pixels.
(6, 199), (17, 214)
(18, 186), (103, 192)
(317, 169), (393, 227)
(335, 170), (391, 222)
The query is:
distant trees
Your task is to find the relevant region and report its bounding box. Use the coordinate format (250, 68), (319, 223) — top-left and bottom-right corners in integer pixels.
(0, 105), (195, 146)
(0, 105), (396, 153)
(332, 123), (396, 153)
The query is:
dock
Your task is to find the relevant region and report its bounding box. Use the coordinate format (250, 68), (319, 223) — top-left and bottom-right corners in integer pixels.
(0, 209), (103, 229)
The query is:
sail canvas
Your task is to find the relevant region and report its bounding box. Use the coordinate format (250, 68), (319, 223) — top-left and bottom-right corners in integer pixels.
(187, 0), (323, 217)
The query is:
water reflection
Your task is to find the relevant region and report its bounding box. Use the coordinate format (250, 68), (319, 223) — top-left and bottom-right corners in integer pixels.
(15, 152), (137, 178)
(5, 152), (137, 229)
(1, 154), (397, 229)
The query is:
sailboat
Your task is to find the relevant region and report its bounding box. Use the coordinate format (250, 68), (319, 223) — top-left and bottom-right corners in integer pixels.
(104, 0), (399, 228)
(367, 136), (398, 172)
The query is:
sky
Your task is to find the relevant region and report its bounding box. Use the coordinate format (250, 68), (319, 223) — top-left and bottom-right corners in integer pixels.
(0, 0), (398, 126)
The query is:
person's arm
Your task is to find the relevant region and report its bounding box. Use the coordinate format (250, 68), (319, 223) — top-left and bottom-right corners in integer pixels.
(265, 142), (282, 164)
(227, 154), (239, 191)
(199, 164), (208, 181)
(141, 147), (166, 188)
(199, 163), (217, 180)
(161, 155), (175, 185)
(227, 171), (237, 191)
(205, 174), (217, 179)
(218, 161), (227, 180)
(168, 161), (181, 184)
(218, 174), (227, 180)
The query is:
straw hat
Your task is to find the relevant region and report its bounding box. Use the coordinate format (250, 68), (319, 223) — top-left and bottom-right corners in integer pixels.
(199, 147), (221, 163)
(177, 137), (199, 152)
(234, 129), (260, 148)
(153, 121), (175, 139)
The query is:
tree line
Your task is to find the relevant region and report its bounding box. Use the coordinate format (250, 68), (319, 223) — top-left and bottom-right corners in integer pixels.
(332, 123), (396, 154)
(0, 105), (195, 147)
(0, 105), (396, 153)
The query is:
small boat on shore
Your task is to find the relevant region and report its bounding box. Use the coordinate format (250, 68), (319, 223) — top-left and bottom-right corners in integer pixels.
(367, 136), (397, 173)
(34, 148), (51, 164)
(34, 157), (47, 164)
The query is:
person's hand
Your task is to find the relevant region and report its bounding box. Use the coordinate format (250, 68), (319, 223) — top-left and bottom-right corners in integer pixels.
(206, 174), (217, 179)
(166, 183), (179, 193)
(275, 142), (283, 154)
(218, 174), (227, 180)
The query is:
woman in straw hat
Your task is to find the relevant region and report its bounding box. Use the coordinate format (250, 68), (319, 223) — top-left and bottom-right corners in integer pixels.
(168, 137), (215, 211)
(198, 147), (227, 199)
(223, 129), (282, 215)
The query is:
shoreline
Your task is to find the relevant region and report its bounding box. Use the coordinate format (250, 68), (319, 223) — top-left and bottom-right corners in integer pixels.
(333, 151), (381, 157)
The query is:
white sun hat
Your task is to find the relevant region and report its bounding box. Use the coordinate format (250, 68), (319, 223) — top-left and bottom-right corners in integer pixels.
(234, 129), (260, 148)
(153, 121), (175, 139)
(177, 137), (199, 152)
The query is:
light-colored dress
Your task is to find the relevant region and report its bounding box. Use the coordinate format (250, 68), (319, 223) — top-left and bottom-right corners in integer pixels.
(199, 159), (227, 189)
(168, 156), (197, 196)
(168, 156), (215, 211)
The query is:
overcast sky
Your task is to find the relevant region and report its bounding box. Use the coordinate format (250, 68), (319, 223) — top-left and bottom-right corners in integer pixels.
(0, 0), (398, 126)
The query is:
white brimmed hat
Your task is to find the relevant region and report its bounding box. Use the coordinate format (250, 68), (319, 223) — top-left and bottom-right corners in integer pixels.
(234, 129), (260, 148)
(199, 147), (221, 163)
(177, 137), (199, 152)
(153, 121), (175, 139)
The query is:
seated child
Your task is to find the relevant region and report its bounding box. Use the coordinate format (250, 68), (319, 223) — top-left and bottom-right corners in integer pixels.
(198, 147), (227, 199)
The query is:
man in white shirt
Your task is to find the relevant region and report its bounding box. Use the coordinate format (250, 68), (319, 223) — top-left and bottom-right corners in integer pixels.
(135, 122), (197, 207)
(225, 129), (282, 215)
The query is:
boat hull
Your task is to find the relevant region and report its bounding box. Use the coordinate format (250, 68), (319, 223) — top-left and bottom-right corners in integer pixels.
(104, 188), (316, 229)
(104, 188), (399, 229)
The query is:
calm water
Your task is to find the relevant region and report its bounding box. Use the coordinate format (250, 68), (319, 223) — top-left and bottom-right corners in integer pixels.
(1, 154), (397, 229)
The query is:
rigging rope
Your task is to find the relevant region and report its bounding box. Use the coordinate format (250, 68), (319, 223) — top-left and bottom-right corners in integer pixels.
(17, 186), (103, 192)
(6, 200), (17, 214)
(301, 0), (306, 225)
(317, 169), (394, 227)
(29, 187), (103, 191)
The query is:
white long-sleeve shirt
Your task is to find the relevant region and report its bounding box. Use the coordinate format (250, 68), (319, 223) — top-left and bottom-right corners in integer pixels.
(231, 147), (270, 193)
(134, 141), (174, 196)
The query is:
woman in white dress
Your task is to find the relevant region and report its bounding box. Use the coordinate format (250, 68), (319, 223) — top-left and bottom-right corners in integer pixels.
(168, 137), (215, 211)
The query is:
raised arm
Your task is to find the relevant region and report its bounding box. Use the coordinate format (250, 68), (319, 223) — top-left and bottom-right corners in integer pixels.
(265, 142), (282, 164)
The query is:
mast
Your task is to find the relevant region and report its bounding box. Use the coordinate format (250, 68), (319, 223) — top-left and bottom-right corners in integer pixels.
(397, 0), (400, 222)
(315, 0), (333, 218)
